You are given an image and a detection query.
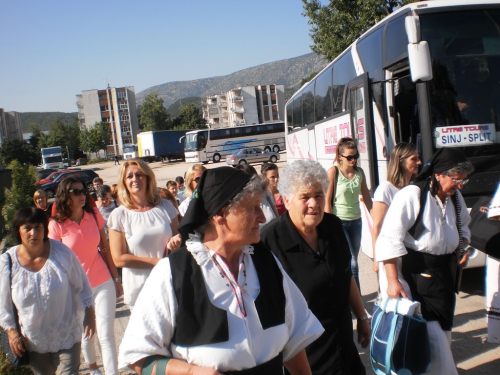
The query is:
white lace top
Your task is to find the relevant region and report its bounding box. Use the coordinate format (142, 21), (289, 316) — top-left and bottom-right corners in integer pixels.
(118, 234), (324, 371)
(0, 239), (93, 353)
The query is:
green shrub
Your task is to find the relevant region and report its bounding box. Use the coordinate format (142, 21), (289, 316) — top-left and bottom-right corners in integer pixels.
(0, 341), (33, 374)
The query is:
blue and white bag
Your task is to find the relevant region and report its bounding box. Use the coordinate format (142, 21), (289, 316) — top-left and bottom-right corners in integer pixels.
(370, 298), (431, 375)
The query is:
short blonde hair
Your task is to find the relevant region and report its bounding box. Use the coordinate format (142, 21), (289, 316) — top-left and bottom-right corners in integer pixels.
(117, 159), (160, 209)
(33, 189), (47, 204)
(184, 164), (206, 197)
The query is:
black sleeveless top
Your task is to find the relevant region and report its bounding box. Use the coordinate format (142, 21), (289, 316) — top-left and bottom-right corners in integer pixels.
(169, 241), (286, 347)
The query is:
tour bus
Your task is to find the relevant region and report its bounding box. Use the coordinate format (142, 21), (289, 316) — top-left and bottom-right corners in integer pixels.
(41, 146), (64, 169)
(122, 144), (138, 159)
(285, 0), (500, 266)
(184, 121), (286, 163)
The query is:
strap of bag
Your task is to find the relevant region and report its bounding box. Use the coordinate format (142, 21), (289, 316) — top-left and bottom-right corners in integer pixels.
(5, 254), (21, 333)
(330, 166), (340, 208)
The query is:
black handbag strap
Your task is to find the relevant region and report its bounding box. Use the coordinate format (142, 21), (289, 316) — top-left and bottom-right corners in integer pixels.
(330, 166), (340, 207)
(4, 253), (21, 333)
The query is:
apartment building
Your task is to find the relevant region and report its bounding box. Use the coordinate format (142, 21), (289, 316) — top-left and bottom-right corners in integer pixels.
(204, 84), (285, 129)
(76, 86), (138, 157)
(0, 108), (23, 145)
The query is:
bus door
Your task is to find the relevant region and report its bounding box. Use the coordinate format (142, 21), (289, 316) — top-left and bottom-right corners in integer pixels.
(348, 73), (377, 258)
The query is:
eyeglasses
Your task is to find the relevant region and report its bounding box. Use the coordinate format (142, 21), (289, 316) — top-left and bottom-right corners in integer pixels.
(450, 177), (469, 186)
(340, 153), (359, 162)
(193, 177), (201, 183)
(69, 188), (86, 197)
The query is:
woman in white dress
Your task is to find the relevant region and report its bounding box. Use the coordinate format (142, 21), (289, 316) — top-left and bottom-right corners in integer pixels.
(178, 164), (206, 216)
(108, 159), (181, 310)
(118, 167), (324, 375)
(0, 207), (95, 375)
(375, 148), (474, 375)
(371, 143), (421, 273)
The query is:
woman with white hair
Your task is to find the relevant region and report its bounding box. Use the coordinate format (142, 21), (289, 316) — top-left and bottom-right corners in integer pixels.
(261, 160), (370, 375)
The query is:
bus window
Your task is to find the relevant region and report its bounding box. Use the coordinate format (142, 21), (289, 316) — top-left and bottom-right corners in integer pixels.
(357, 27), (384, 82)
(302, 83), (315, 126)
(332, 50), (357, 115)
(393, 72), (419, 144)
(315, 67), (333, 121)
(198, 131), (208, 149)
(286, 101), (293, 128)
(385, 15), (408, 65)
(293, 96), (303, 128)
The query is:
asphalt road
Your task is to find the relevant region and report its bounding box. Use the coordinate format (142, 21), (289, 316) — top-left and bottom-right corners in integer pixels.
(77, 156), (499, 374)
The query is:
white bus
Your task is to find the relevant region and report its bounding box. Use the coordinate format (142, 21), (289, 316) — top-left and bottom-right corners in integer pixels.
(123, 144), (138, 159)
(184, 121), (286, 163)
(285, 0), (500, 265)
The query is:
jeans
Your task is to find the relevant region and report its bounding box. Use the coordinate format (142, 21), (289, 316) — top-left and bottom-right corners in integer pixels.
(82, 277), (118, 374)
(30, 341), (81, 375)
(341, 218), (362, 292)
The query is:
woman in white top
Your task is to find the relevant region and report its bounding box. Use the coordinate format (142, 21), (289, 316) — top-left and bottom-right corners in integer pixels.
(118, 167), (323, 374)
(371, 143), (421, 273)
(0, 207), (95, 375)
(108, 159), (181, 309)
(375, 148), (474, 375)
(178, 164), (206, 216)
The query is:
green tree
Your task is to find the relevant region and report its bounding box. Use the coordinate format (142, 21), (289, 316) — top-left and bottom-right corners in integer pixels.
(79, 129), (92, 155)
(302, 0), (418, 60)
(139, 93), (170, 131)
(0, 139), (39, 166)
(171, 104), (207, 130)
(90, 122), (109, 157)
(1, 160), (38, 246)
(66, 120), (82, 160)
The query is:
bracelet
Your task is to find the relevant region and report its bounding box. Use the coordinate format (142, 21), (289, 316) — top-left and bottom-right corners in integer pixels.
(357, 314), (369, 321)
(114, 277), (121, 283)
(9, 336), (21, 343)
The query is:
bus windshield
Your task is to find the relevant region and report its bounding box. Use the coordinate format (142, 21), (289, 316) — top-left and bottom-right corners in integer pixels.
(123, 146), (136, 153)
(43, 156), (62, 164)
(421, 8), (500, 157)
(185, 131), (207, 151)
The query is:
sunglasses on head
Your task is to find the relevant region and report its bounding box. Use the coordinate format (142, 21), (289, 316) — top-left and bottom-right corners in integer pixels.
(69, 188), (86, 197)
(340, 153), (359, 161)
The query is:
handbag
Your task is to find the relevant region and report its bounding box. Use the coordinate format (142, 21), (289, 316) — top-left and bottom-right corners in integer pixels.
(370, 298), (430, 375)
(469, 196), (500, 261)
(0, 253), (30, 366)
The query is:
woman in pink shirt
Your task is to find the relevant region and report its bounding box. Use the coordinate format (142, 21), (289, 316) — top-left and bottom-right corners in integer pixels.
(49, 177), (122, 375)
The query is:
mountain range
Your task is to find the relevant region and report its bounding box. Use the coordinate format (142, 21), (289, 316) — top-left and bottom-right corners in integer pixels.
(136, 52), (328, 107)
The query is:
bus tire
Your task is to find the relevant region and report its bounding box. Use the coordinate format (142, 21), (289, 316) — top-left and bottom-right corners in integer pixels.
(45, 189), (55, 199)
(264, 146), (271, 153)
(270, 155), (278, 163)
(272, 145), (280, 153)
(213, 153), (221, 163)
(239, 159), (247, 165)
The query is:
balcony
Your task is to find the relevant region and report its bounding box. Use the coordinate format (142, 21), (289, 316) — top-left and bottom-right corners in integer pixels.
(78, 113), (85, 119)
(76, 101), (83, 108)
(231, 96), (243, 102)
(218, 101), (227, 107)
(235, 119), (246, 126)
(231, 107), (244, 113)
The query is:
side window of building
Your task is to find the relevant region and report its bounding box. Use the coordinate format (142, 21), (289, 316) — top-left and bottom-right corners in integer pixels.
(332, 50), (357, 115)
(315, 67), (333, 121)
(357, 28), (384, 82)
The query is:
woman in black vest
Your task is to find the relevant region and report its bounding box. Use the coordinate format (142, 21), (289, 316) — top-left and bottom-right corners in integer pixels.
(260, 160), (370, 375)
(375, 148), (474, 375)
(118, 167), (324, 375)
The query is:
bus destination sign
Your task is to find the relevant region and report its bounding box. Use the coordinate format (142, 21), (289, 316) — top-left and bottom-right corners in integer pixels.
(435, 124), (497, 148)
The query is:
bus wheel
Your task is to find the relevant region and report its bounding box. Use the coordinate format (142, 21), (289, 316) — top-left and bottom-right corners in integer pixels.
(270, 155), (277, 163)
(213, 153), (221, 163)
(272, 145), (280, 153)
(239, 159), (247, 165)
(264, 146), (271, 153)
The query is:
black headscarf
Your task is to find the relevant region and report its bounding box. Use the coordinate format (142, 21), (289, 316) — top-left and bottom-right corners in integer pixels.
(178, 167), (251, 242)
(415, 148), (469, 183)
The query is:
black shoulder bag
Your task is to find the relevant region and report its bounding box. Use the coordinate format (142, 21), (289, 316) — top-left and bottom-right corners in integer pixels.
(0, 253), (30, 366)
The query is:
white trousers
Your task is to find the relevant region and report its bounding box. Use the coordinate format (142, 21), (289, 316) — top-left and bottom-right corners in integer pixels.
(426, 321), (458, 375)
(82, 277), (118, 375)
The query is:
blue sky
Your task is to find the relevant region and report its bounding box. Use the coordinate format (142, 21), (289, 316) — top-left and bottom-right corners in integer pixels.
(0, 0), (314, 113)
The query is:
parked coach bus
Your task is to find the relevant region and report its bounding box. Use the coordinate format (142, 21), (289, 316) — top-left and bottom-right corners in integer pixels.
(285, 0), (500, 266)
(184, 121), (285, 163)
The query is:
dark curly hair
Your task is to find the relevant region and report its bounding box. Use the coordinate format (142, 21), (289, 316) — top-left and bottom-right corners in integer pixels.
(54, 177), (94, 222)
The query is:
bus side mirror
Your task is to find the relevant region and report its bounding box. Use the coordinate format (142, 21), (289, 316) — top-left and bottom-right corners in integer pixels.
(408, 41), (433, 82)
(406, 15), (433, 82)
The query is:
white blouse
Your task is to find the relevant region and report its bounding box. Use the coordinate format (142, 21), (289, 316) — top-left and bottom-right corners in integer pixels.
(178, 196), (192, 216)
(118, 236), (324, 371)
(375, 185), (471, 298)
(0, 240), (93, 353)
(107, 199), (178, 306)
(373, 181), (399, 205)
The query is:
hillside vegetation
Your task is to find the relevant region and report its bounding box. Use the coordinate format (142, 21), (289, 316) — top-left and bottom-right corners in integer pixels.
(20, 112), (77, 132)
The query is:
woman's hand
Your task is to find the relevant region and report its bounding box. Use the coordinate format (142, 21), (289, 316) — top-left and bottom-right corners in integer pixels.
(387, 279), (408, 299)
(166, 234), (182, 253)
(357, 319), (371, 348)
(115, 279), (124, 298)
(84, 306), (96, 339)
(372, 261), (379, 273)
(7, 329), (27, 358)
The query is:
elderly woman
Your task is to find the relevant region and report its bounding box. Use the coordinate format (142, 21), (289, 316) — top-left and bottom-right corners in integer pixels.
(261, 160), (370, 375)
(108, 159), (180, 310)
(178, 164), (206, 216)
(118, 167), (324, 374)
(0, 207), (95, 374)
(375, 148), (474, 375)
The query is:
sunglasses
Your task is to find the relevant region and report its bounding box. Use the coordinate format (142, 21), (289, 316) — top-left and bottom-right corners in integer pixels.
(193, 177), (201, 183)
(69, 188), (86, 197)
(340, 153), (359, 161)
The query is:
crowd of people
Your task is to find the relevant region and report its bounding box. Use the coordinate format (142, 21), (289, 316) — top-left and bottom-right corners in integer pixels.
(0, 139), (488, 375)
